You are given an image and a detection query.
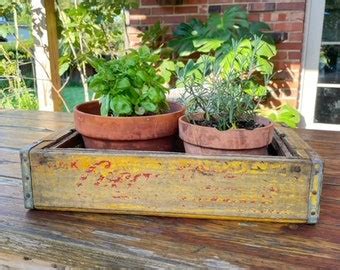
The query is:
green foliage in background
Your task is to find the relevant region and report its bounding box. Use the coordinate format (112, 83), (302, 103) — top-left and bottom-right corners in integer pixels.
(138, 22), (169, 51)
(0, 0), (38, 110)
(258, 105), (301, 128)
(169, 6), (272, 57)
(57, 0), (138, 103)
(0, 45), (38, 110)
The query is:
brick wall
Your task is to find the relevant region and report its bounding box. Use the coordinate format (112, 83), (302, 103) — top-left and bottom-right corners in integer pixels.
(128, 0), (307, 108)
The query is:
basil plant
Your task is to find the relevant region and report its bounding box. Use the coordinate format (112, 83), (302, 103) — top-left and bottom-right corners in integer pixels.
(89, 46), (169, 116)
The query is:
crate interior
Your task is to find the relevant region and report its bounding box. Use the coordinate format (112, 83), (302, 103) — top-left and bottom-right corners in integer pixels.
(44, 129), (294, 157)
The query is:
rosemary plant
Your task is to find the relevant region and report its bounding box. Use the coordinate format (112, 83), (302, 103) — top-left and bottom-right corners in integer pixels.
(177, 36), (276, 131)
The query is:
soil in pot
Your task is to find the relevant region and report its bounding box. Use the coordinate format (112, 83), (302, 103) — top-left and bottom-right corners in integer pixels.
(178, 114), (274, 156)
(74, 100), (185, 151)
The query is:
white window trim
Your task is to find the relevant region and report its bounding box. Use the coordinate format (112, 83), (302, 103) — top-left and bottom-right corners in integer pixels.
(299, 0), (340, 131)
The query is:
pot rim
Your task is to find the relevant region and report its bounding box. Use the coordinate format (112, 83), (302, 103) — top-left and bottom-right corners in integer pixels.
(75, 100), (185, 120)
(178, 114), (274, 133)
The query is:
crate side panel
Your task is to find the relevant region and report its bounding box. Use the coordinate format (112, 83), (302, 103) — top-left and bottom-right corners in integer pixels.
(30, 152), (311, 221)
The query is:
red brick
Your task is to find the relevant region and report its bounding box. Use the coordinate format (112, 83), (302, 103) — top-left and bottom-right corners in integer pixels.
(199, 5), (208, 14)
(273, 22), (303, 32)
(221, 4), (247, 12)
(175, 6), (198, 14)
(277, 42), (302, 51)
(265, 97), (298, 108)
(127, 26), (144, 34)
(248, 13), (260, 21)
(141, 0), (158, 5)
(130, 8), (151, 15)
(162, 15), (186, 24)
(276, 2), (305, 11)
(272, 80), (300, 90)
(289, 12), (305, 21)
(274, 51), (288, 60)
(184, 0), (207, 4)
(261, 13), (271, 21)
(186, 15), (208, 22)
(152, 7), (174, 15)
(129, 19), (141, 26)
(143, 17), (160, 25)
(270, 88), (298, 99)
(130, 14), (148, 20)
(277, 13), (287, 21)
(288, 51), (302, 60)
(274, 61), (301, 72)
(270, 12), (288, 21)
(249, 3), (275, 12)
(209, 0), (239, 3)
(234, 0), (261, 2)
(289, 32), (304, 42)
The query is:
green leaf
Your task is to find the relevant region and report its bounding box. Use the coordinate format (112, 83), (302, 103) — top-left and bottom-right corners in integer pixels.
(141, 100), (157, 113)
(244, 84), (267, 97)
(100, 95), (110, 116)
(147, 87), (165, 103)
(262, 105), (301, 128)
(139, 45), (150, 58)
(253, 39), (277, 59)
(110, 95), (133, 116)
(136, 70), (147, 82)
(193, 38), (224, 53)
(256, 57), (274, 74)
(168, 19), (206, 56)
(59, 61), (70, 76)
(158, 59), (176, 83)
(134, 106), (146, 115)
(117, 77), (131, 89)
(249, 22), (271, 35)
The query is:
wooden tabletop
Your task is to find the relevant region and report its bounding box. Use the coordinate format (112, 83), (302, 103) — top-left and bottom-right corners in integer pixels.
(0, 110), (339, 269)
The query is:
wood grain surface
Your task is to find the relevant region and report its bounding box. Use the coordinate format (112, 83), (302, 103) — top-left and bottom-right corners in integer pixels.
(0, 109), (339, 269)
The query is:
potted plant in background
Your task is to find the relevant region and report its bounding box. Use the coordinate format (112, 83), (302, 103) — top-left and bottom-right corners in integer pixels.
(74, 46), (185, 151)
(177, 36), (277, 155)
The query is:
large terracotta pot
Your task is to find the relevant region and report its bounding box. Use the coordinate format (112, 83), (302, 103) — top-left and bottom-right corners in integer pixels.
(178, 115), (274, 155)
(74, 100), (185, 151)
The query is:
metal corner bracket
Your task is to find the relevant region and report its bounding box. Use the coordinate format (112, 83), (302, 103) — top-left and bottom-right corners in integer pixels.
(307, 154), (324, 224)
(20, 141), (41, 209)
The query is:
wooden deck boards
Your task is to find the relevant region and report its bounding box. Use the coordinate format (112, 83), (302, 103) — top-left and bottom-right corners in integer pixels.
(0, 110), (339, 269)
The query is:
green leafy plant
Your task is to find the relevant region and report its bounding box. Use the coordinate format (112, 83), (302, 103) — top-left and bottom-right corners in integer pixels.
(0, 1), (38, 111)
(0, 46), (38, 110)
(177, 36), (276, 131)
(138, 21), (169, 50)
(258, 104), (301, 128)
(89, 46), (169, 116)
(169, 6), (272, 57)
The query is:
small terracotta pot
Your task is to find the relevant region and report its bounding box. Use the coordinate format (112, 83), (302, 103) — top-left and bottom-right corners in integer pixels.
(74, 100), (185, 151)
(178, 114), (274, 155)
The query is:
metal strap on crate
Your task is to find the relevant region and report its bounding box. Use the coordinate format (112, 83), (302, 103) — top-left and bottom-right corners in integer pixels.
(307, 154), (324, 224)
(20, 141), (42, 209)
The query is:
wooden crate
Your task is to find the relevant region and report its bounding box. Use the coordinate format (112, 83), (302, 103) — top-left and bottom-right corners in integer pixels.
(20, 127), (323, 224)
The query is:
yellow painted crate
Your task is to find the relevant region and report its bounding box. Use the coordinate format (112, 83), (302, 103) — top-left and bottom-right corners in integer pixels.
(20, 127), (323, 224)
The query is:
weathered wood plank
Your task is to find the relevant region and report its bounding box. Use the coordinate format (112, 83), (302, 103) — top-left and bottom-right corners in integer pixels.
(29, 149), (313, 222)
(297, 129), (340, 144)
(0, 118), (72, 131)
(0, 177), (339, 269)
(0, 109), (72, 122)
(0, 111), (72, 179)
(0, 252), (66, 270)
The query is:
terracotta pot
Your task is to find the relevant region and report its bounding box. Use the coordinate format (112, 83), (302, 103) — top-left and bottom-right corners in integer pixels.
(178, 115), (274, 155)
(74, 100), (185, 151)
